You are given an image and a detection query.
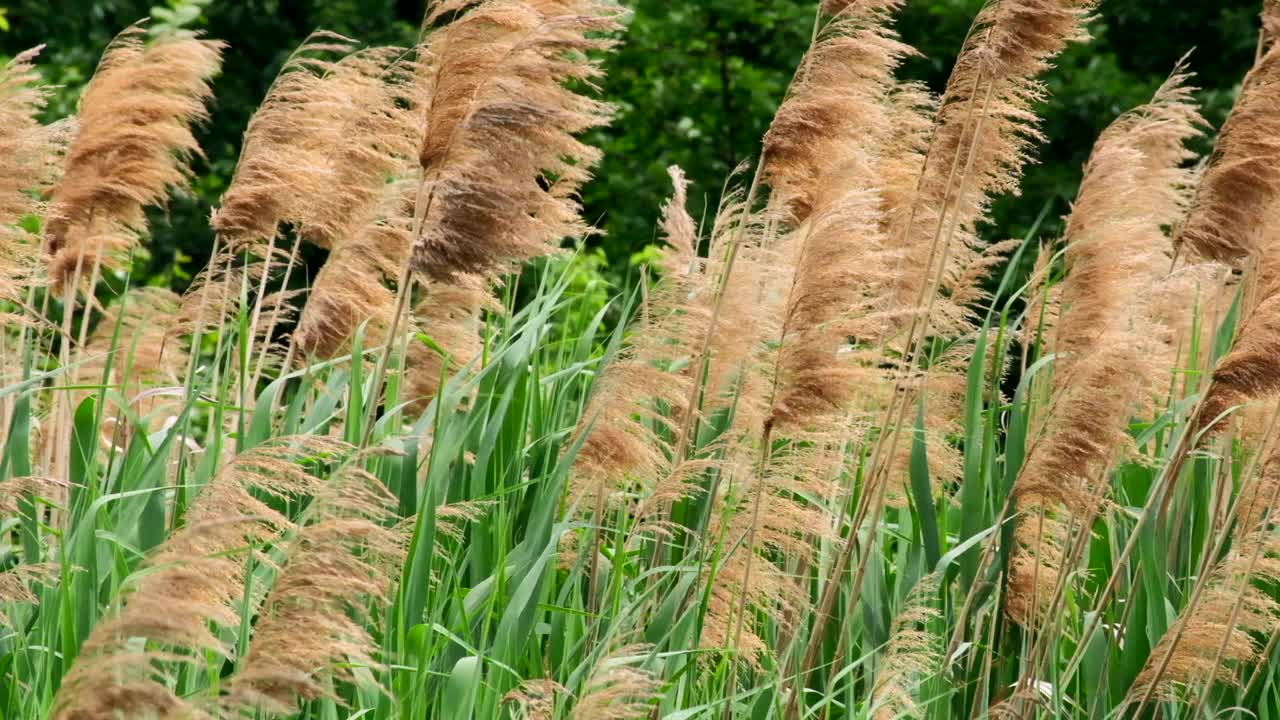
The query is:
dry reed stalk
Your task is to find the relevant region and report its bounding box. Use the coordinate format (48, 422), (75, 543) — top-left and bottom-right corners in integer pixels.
(0, 47), (68, 449)
(51, 436), (349, 720)
(219, 463), (407, 714)
(794, 3), (1097, 711)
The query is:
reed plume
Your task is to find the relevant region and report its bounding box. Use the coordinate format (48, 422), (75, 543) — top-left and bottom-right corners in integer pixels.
(762, 0), (911, 226)
(570, 167), (708, 507)
(869, 576), (942, 720)
(1175, 43), (1280, 264)
(293, 180), (491, 407)
(1125, 529), (1280, 704)
(47, 25), (223, 291)
(51, 437), (348, 720)
(293, 184), (410, 359)
(760, 3), (912, 428)
(220, 463), (407, 714)
(1201, 270), (1280, 428)
(215, 39), (426, 251)
(899, 0), (1095, 341)
(0, 47), (64, 312)
(0, 476), (65, 615)
(504, 679), (566, 719)
(210, 32), (357, 245)
(1006, 70), (1202, 625)
(569, 646), (662, 720)
(408, 0), (623, 280)
(69, 287), (188, 449)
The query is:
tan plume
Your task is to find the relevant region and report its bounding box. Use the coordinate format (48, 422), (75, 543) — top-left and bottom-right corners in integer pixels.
(0, 47), (65, 311)
(220, 463), (407, 714)
(51, 437), (349, 720)
(408, 0), (623, 281)
(1176, 41), (1280, 263)
(762, 0), (911, 225)
(1007, 70), (1203, 625)
(570, 167), (710, 508)
(214, 38), (424, 249)
(47, 24), (223, 291)
(570, 645), (662, 720)
(899, 0), (1095, 340)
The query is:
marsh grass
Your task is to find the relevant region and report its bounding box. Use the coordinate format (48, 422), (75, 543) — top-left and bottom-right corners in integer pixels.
(3, 2), (1280, 719)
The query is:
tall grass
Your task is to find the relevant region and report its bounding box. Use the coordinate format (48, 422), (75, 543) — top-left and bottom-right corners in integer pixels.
(3, 1), (1280, 718)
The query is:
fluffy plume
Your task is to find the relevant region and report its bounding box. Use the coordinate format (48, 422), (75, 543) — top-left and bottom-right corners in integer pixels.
(897, 0), (1095, 340)
(759, 0), (911, 432)
(408, 0), (623, 280)
(210, 32), (355, 244)
(1201, 279), (1280, 429)
(1176, 44), (1280, 264)
(504, 679), (567, 720)
(47, 25), (223, 291)
(293, 187), (409, 360)
(765, 161), (895, 431)
(1125, 529), (1280, 704)
(0, 48), (65, 312)
(293, 181), (491, 407)
(213, 38), (422, 248)
(569, 646), (662, 720)
(403, 277), (491, 406)
(700, 454), (840, 664)
(67, 287), (190, 452)
(0, 477), (66, 611)
(220, 463), (407, 714)
(569, 167), (710, 507)
(75, 287), (186, 395)
(705, 0), (910, 665)
(51, 437), (349, 720)
(1007, 71), (1203, 625)
(869, 576), (942, 720)
(1266, 0), (1280, 53)
(762, 0), (912, 225)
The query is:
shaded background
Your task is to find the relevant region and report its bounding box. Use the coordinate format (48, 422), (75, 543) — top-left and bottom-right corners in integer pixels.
(2, 0), (1265, 287)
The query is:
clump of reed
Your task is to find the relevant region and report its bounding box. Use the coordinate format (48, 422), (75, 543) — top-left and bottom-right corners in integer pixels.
(17, 2), (1280, 720)
(50, 437), (349, 720)
(1006, 68), (1203, 627)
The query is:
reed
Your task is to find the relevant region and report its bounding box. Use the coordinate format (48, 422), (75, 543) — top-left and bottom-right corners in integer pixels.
(8, 3), (1280, 720)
